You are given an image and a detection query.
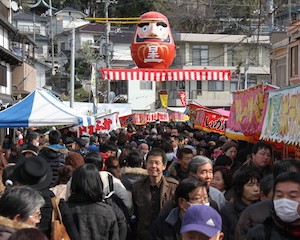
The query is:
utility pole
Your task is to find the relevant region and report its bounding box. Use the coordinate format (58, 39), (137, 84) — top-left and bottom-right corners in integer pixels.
(70, 22), (75, 108)
(102, 0), (117, 101)
(49, 0), (55, 76)
(244, 58), (249, 89)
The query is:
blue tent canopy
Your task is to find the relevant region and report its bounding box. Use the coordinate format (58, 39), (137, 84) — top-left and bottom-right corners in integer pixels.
(0, 89), (95, 127)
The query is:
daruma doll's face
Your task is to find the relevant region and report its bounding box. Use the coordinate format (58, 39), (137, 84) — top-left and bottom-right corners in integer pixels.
(130, 11), (176, 68)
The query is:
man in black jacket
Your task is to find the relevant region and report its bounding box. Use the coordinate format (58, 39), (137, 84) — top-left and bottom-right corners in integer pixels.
(247, 172), (300, 240)
(146, 177), (215, 240)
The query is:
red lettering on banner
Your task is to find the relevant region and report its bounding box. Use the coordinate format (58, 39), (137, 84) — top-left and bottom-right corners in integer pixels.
(95, 118), (113, 132)
(204, 116), (226, 132)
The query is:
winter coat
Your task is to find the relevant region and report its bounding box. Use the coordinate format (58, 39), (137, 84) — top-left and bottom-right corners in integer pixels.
(246, 213), (300, 240)
(167, 161), (189, 182)
(146, 207), (182, 240)
(39, 145), (68, 187)
(238, 160), (272, 178)
(235, 200), (272, 240)
(220, 198), (251, 240)
(132, 176), (178, 240)
(38, 189), (55, 238)
(66, 171), (133, 211)
(120, 167), (148, 191)
(0, 216), (33, 240)
(68, 200), (119, 240)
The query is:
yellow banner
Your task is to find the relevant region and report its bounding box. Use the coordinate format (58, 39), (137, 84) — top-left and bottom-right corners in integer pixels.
(160, 91), (168, 108)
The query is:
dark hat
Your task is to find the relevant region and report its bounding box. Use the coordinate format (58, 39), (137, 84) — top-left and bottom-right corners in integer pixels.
(221, 141), (238, 152)
(21, 144), (39, 156)
(13, 156), (53, 190)
(215, 154), (233, 167)
(64, 137), (75, 146)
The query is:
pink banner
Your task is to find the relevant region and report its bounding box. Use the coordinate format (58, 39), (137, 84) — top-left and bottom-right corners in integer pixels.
(227, 84), (276, 138)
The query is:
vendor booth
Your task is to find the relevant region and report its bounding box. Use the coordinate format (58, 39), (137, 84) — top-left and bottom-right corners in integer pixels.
(0, 89), (95, 127)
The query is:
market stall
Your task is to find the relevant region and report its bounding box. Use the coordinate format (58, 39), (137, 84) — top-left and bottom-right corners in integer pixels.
(0, 89), (95, 127)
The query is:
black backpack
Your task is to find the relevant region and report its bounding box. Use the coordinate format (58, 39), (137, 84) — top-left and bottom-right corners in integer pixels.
(104, 174), (130, 240)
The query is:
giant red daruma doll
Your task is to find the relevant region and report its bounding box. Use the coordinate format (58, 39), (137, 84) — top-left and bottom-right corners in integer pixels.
(130, 11), (176, 68)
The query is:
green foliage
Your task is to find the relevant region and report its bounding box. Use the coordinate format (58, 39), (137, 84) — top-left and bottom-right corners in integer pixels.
(74, 88), (90, 102)
(109, 0), (171, 18)
(81, 41), (98, 65)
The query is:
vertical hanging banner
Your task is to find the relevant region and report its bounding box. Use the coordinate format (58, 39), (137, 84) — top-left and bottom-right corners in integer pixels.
(178, 91), (187, 106)
(90, 63), (97, 114)
(159, 91), (168, 108)
(260, 85), (300, 146)
(227, 83), (277, 140)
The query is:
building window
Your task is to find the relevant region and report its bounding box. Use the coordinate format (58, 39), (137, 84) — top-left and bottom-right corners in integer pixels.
(230, 81), (238, 91)
(247, 75), (257, 87)
(208, 81), (224, 91)
(192, 45), (208, 66)
(140, 81), (152, 90)
(275, 57), (286, 86)
(111, 81), (127, 95)
(291, 45), (298, 77)
(0, 64), (7, 87)
(60, 42), (65, 51)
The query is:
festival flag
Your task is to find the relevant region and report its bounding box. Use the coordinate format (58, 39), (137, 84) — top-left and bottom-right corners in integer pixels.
(90, 63), (97, 114)
(178, 91), (187, 106)
(159, 91), (168, 108)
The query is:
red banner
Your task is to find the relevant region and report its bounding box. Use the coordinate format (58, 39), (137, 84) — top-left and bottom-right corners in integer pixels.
(79, 112), (121, 135)
(194, 107), (228, 134)
(119, 112), (170, 126)
(227, 83), (277, 140)
(178, 92), (187, 107)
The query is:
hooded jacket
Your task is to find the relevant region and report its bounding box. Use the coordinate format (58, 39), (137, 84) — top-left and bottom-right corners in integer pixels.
(120, 167), (148, 191)
(39, 145), (69, 187)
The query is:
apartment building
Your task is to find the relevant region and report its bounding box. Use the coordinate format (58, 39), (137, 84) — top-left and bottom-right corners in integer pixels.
(159, 33), (270, 108)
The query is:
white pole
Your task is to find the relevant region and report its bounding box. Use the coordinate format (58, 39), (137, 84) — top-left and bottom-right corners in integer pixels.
(105, 0), (111, 99)
(70, 23), (75, 108)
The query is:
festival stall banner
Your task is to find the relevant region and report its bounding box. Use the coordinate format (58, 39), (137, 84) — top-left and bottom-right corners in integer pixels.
(186, 103), (203, 123)
(79, 112), (121, 135)
(178, 92), (187, 107)
(260, 85), (300, 146)
(145, 112), (169, 122)
(227, 83), (277, 140)
(120, 112), (170, 126)
(159, 91), (168, 108)
(194, 107), (228, 134)
(168, 110), (189, 122)
(119, 113), (147, 126)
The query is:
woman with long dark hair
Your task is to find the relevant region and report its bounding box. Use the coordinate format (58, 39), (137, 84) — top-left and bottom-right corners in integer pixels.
(68, 164), (118, 240)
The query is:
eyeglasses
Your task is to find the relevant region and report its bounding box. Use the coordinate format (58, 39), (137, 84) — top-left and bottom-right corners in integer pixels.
(29, 211), (42, 220)
(184, 197), (209, 205)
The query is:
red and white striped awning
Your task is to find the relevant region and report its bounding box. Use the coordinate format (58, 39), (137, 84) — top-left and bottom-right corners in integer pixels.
(100, 68), (231, 81)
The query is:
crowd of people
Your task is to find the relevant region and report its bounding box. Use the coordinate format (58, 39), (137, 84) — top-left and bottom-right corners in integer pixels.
(0, 122), (299, 240)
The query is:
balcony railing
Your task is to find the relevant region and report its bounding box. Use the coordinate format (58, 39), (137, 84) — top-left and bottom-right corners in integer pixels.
(18, 25), (41, 34)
